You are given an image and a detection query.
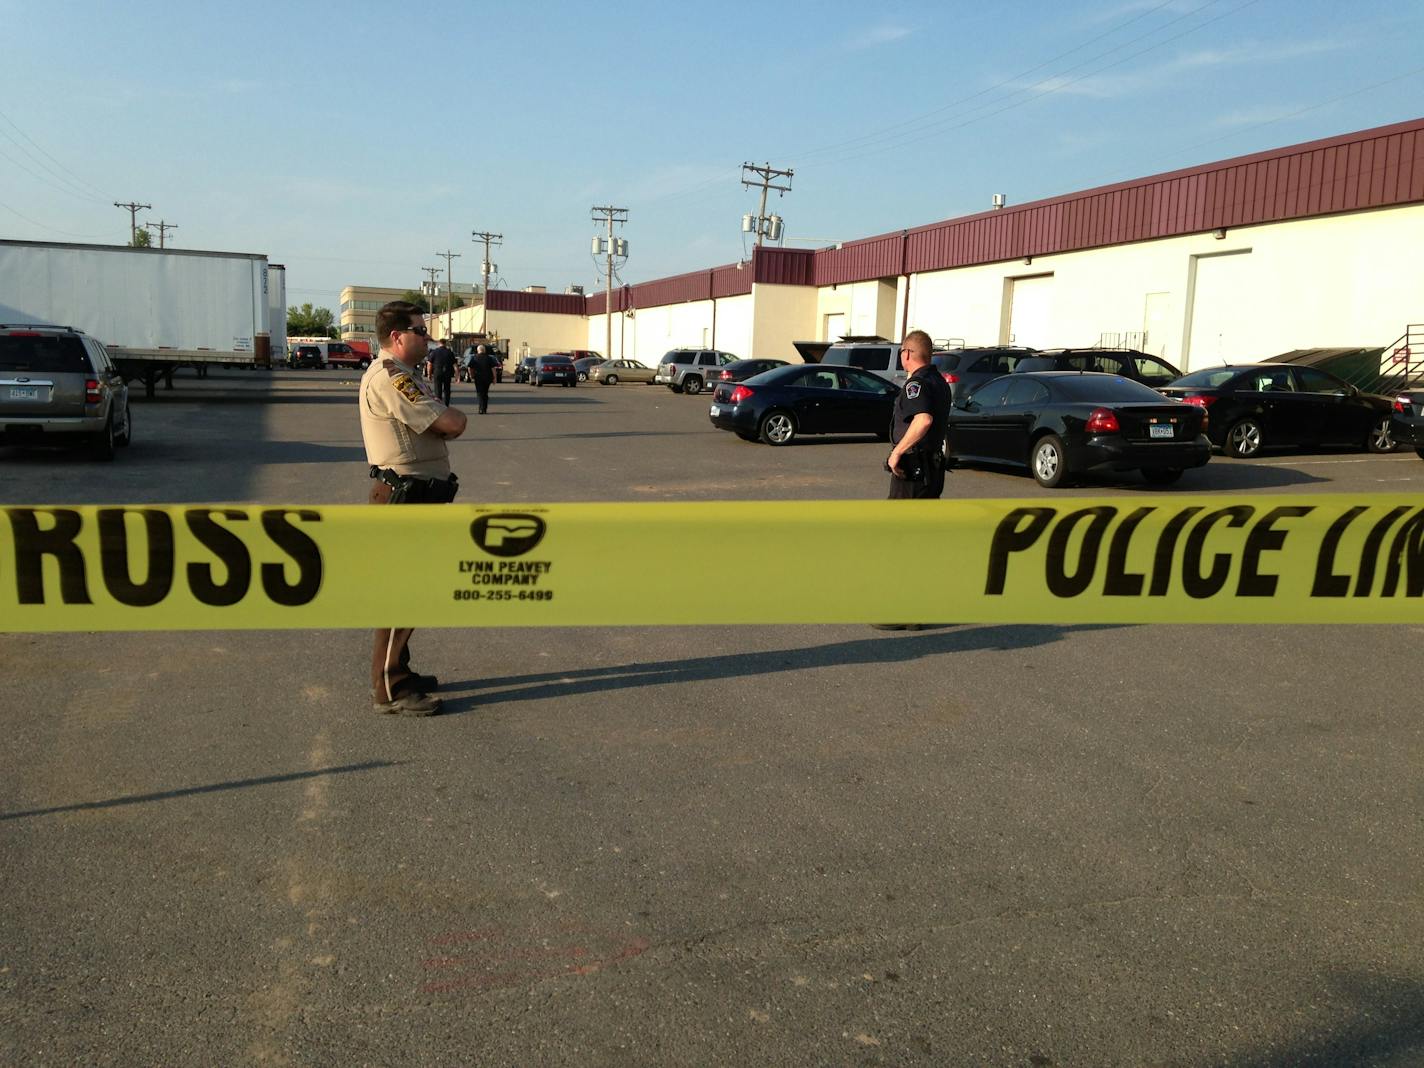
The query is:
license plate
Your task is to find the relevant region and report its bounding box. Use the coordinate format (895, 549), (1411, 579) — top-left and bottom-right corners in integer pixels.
(8, 386), (40, 401)
(709, 405), (720, 416)
(1148, 423), (1174, 439)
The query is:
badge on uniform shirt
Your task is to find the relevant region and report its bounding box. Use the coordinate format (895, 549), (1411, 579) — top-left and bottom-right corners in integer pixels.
(905, 382), (921, 399)
(391, 373), (424, 403)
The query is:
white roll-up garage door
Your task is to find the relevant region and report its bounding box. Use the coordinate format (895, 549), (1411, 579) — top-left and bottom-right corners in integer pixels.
(1008, 274), (1054, 348)
(1186, 250), (1255, 370)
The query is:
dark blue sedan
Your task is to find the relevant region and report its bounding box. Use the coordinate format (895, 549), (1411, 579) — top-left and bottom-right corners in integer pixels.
(708, 364), (896, 445)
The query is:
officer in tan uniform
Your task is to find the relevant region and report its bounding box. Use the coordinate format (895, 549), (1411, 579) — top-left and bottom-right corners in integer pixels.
(359, 301), (467, 716)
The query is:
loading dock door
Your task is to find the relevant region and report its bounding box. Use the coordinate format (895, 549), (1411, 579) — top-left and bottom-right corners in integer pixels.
(1186, 250), (1255, 370)
(1007, 274), (1054, 348)
(823, 313), (846, 342)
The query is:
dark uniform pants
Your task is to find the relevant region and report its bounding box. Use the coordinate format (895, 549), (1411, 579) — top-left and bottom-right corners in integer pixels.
(369, 479), (425, 702)
(887, 461), (945, 499)
(435, 374), (453, 406)
(475, 379), (491, 414)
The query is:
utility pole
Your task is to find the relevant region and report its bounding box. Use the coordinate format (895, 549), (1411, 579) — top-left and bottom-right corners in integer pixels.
(470, 229), (502, 332)
(145, 219), (177, 249)
(591, 206), (628, 358)
(435, 250), (461, 341)
(114, 201), (152, 245)
(420, 266), (441, 327)
(740, 162), (793, 247)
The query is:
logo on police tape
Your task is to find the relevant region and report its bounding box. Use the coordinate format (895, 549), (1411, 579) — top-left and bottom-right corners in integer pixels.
(470, 513), (547, 558)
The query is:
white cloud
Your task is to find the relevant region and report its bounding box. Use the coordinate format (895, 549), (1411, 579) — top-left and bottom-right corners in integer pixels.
(847, 24), (912, 50)
(1210, 104), (1305, 128)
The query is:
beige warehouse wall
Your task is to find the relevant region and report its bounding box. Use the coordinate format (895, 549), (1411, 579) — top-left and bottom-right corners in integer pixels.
(485, 309), (586, 359)
(751, 283), (818, 359)
(815, 279), (898, 340)
(906, 203), (1424, 367)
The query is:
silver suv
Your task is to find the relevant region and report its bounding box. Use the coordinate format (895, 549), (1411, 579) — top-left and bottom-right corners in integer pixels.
(0, 323), (132, 460)
(654, 349), (738, 395)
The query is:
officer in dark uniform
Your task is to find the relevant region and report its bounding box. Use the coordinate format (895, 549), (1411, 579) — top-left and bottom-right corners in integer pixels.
(470, 344), (497, 415)
(426, 337), (457, 406)
(873, 329), (951, 632)
(886, 329), (951, 499)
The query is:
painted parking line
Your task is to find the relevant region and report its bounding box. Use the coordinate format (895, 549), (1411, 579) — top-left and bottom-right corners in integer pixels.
(1256, 456), (1419, 467)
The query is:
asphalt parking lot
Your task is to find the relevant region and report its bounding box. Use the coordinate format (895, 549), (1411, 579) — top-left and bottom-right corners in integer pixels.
(2, 370), (1422, 1067)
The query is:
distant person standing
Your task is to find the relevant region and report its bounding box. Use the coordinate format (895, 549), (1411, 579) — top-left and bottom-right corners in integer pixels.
(470, 343), (498, 415)
(426, 337), (456, 405)
(358, 302), (467, 716)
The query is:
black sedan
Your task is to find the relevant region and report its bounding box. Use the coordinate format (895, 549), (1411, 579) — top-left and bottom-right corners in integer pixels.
(709, 358), (787, 386)
(949, 372), (1210, 487)
(1158, 364), (1396, 457)
(709, 364), (895, 445)
(1391, 388), (1424, 459)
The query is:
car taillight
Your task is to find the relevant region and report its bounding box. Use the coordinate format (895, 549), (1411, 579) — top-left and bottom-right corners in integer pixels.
(1181, 394), (1217, 408)
(729, 385), (753, 404)
(1085, 407), (1120, 434)
(941, 372), (959, 385)
(1395, 396), (1411, 412)
(85, 378), (101, 403)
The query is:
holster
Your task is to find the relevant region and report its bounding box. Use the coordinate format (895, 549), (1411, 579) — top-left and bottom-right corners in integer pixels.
(370, 466), (459, 503)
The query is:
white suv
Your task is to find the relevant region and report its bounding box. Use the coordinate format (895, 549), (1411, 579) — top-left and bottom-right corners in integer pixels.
(0, 323), (132, 460)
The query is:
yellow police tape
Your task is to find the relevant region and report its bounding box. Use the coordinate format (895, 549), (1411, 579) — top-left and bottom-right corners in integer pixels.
(1, 496), (1421, 632)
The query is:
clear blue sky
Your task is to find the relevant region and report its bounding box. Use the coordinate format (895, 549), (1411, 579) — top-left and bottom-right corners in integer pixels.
(1, 0), (1420, 313)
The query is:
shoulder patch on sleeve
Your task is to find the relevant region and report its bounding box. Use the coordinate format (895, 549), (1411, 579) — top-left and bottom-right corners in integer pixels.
(905, 382), (921, 399)
(390, 372), (424, 403)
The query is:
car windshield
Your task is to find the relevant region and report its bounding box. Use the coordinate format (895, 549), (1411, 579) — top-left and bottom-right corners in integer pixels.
(1168, 368), (1244, 389)
(1051, 375), (1172, 403)
(0, 334), (90, 372)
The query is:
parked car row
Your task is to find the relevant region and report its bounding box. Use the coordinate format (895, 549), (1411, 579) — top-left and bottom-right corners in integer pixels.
(706, 343), (1412, 488)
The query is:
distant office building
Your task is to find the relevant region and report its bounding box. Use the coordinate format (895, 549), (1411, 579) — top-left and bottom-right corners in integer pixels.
(339, 282), (481, 345)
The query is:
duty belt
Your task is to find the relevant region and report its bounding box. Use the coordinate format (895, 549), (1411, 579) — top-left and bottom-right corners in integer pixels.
(369, 466), (459, 503)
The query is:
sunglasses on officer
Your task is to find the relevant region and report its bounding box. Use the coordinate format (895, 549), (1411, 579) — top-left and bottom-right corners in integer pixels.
(398, 324), (430, 337)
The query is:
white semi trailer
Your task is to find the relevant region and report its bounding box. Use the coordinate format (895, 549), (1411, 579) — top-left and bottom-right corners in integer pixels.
(0, 239), (282, 396)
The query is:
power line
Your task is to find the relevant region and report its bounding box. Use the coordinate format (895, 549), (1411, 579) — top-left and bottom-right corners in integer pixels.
(740, 163), (793, 247)
(145, 219), (178, 248)
(794, 0), (1188, 163)
(114, 201), (151, 245)
(471, 229), (503, 331)
(814, 0), (1263, 168)
(0, 104), (112, 200)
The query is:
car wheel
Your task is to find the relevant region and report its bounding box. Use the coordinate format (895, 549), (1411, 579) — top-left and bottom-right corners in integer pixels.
(1366, 415), (1396, 453)
(1030, 434), (1067, 488)
(1225, 418), (1262, 458)
(578, 372), (588, 381)
(605, 374), (618, 385)
(89, 413), (116, 461)
(1416, 447), (1424, 460)
(759, 410), (796, 446)
(359, 359), (370, 370)
(114, 402), (132, 447)
(684, 376), (703, 396)
(1142, 467), (1183, 485)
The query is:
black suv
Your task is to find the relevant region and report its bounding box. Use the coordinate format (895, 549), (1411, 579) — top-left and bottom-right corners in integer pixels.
(0, 323), (132, 460)
(1020, 348), (1183, 389)
(932, 346), (1039, 401)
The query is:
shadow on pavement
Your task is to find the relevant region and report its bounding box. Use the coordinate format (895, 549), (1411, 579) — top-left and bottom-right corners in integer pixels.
(0, 759), (401, 822)
(1222, 971), (1424, 1067)
(437, 624), (1125, 714)
(952, 460), (1331, 491)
